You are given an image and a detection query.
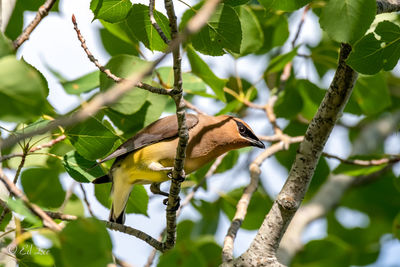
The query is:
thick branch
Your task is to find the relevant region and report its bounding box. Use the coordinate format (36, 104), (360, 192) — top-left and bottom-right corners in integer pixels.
(13, 0), (57, 49)
(233, 44), (358, 266)
(278, 111), (400, 265)
(376, 0), (400, 13)
(221, 140), (302, 264)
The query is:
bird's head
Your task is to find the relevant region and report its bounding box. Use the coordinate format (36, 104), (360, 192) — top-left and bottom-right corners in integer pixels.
(230, 117), (265, 149)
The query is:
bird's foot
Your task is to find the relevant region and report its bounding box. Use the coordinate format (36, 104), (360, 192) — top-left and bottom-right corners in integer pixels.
(164, 196), (181, 211)
(150, 182), (169, 197)
(167, 170), (185, 183)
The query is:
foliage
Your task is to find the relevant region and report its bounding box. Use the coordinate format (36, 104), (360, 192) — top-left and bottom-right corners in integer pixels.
(0, 0), (400, 266)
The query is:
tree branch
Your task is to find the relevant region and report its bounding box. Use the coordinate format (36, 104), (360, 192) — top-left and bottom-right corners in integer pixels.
(233, 43), (358, 266)
(0, 135), (66, 162)
(222, 137), (303, 264)
(278, 110), (400, 265)
(377, 0), (400, 13)
(13, 0), (57, 49)
(163, 0), (186, 251)
(149, 0), (170, 44)
(322, 152), (400, 166)
(71, 15), (172, 96)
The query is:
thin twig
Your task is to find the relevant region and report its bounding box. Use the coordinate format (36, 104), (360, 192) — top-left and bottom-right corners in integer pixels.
(149, 0), (170, 44)
(79, 184), (96, 217)
(0, 135), (66, 162)
(264, 95), (283, 136)
(105, 221), (165, 251)
(224, 87), (265, 110)
(13, 0), (57, 49)
(291, 5), (310, 48)
(183, 99), (207, 115)
(322, 152), (400, 166)
(163, 0), (187, 251)
(71, 15), (171, 96)
(0, 168), (62, 231)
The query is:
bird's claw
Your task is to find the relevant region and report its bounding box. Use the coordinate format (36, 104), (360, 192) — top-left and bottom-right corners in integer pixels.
(164, 196), (181, 211)
(167, 171), (185, 183)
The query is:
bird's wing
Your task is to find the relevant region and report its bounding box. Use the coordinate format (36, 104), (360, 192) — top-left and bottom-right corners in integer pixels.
(98, 114), (199, 163)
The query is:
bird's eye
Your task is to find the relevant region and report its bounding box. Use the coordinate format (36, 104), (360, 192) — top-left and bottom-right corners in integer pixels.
(239, 126), (246, 133)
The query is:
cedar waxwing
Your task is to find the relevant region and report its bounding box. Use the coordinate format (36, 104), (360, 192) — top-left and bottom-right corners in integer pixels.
(93, 113), (265, 224)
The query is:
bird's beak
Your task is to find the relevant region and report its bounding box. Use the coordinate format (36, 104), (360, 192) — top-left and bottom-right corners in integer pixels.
(251, 139), (265, 149)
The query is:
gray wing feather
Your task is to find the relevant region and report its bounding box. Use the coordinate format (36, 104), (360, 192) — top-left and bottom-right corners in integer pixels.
(98, 114), (199, 163)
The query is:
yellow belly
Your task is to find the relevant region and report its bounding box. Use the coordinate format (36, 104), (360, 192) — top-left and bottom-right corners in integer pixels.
(113, 139), (215, 185)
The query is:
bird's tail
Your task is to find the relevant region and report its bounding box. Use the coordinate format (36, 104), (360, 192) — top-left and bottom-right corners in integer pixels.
(108, 180), (133, 224)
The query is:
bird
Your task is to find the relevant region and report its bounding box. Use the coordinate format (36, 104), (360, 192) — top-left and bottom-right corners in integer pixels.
(92, 113), (265, 224)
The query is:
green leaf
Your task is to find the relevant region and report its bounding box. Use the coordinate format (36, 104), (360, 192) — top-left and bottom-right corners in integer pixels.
(63, 151), (106, 183)
(220, 187), (272, 230)
(156, 67), (208, 95)
(186, 46), (227, 102)
(158, 241), (207, 267)
(258, 0), (312, 11)
(235, 6), (264, 56)
(319, 0), (376, 43)
(8, 134), (52, 169)
(61, 71), (99, 95)
(181, 3), (242, 56)
(292, 236), (351, 267)
(58, 218), (113, 267)
(0, 56), (50, 122)
(393, 212), (400, 240)
(7, 198), (41, 225)
(192, 200), (220, 235)
(274, 84), (304, 119)
(0, 206), (12, 231)
(21, 168), (65, 208)
(100, 55), (150, 114)
(66, 117), (119, 161)
(352, 73), (391, 115)
(100, 28), (139, 56)
(63, 194), (85, 217)
(94, 183), (149, 216)
(297, 80), (325, 120)
(100, 19), (138, 45)
(252, 8), (289, 54)
(347, 21), (400, 75)
(266, 48), (298, 74)
(223, 0), (249, 6)
(309, 34), (339, 78)
(126, 4), (171, 51)
(106, 91), (167, 136)
(90, 0), (132, 23)
(0, 33), (14, 58)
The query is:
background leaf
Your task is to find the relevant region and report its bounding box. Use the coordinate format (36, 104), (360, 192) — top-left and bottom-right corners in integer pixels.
(319, 0), (376, 43)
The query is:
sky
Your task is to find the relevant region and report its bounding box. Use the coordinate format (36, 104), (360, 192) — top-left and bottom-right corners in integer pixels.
(3, 0), (400, 266)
